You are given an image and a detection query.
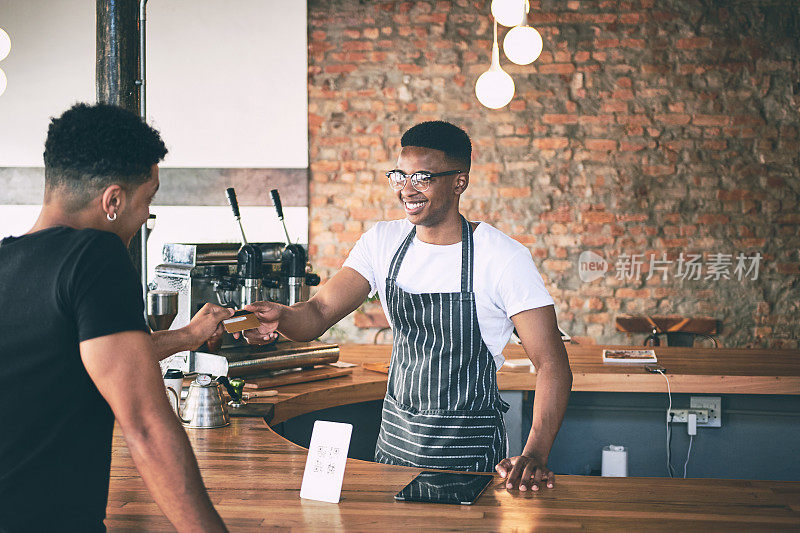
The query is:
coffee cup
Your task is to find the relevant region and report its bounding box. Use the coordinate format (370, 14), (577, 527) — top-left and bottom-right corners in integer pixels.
(163, 368), (184, 414)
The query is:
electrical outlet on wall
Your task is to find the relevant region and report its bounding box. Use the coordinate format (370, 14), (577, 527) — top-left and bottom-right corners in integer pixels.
(690, 396), (722, 427)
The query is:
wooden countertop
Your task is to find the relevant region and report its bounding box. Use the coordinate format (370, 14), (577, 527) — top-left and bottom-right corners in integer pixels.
(268, 344), (800, 425)
(105, 344), (800, 531)
(107, 418), (800, 531)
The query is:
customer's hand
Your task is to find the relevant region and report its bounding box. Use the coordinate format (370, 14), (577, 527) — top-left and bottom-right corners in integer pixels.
(187, 303), (234, 352)
(495, 454), (555, 491)
(234, 301), (283, 345)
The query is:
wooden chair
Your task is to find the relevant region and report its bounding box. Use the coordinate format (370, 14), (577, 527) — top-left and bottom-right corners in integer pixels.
(615, 316), (719, 347)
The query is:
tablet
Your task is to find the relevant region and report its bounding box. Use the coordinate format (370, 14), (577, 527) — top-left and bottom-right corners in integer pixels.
(394, 471), (494, 505)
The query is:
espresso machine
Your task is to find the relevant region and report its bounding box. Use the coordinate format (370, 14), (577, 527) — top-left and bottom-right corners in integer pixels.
(150, 188), (320, 333)
(149, 188), (339, 381)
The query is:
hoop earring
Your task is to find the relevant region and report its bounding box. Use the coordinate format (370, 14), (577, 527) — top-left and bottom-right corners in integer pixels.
(107, 212), (117, 222)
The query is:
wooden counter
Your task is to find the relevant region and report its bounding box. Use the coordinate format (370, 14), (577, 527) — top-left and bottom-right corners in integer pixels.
(107, 417), (800, 531)
(270, 343), (800, 424)
(106, 344), (800, 531)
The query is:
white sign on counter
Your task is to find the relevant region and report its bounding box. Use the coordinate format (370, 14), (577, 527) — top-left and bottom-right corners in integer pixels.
(300, 420), (352, 504)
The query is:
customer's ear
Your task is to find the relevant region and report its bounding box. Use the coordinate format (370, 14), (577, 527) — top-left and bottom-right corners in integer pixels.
(101, 184), (126, 219)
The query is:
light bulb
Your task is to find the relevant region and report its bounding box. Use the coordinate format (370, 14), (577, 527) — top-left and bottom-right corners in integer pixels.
(475, 68), (515, 109)
(0, 68), (7, 97)
(0, 28), (10, 62)
(503, 25), (543, 65)
(491, 0), (526, 27)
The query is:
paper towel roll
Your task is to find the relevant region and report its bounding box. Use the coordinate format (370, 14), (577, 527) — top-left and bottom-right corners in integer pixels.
(601, 444), (628, 477)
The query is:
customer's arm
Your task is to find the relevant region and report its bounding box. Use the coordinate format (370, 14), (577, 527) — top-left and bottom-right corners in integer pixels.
(150, 304), (234, 359)
(239, 267), (372, 343)
(81, 330), (227, 533)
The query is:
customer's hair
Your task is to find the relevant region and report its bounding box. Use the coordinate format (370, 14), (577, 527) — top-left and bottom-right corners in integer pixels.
(401, 120), (472, 170)
(43, 103), (167, 211)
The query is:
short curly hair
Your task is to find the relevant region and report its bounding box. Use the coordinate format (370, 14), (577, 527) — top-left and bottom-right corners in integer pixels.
(401, 121), (472, 170)
(44, 103), (167, 210)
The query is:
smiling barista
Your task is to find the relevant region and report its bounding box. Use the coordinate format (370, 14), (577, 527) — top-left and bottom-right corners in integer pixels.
(242, 121), (573, 491)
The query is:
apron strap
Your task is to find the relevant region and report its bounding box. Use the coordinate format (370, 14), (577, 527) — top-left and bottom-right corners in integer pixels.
(387, 226), (417, 281)
(460, 215), (474, 294)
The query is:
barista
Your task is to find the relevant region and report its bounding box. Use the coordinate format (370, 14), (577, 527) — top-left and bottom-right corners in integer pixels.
(0, 103), (230, 532)
(241, 121), (573, 491)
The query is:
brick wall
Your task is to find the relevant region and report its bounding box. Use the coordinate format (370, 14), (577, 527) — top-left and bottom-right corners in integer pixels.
(307, 0), (800, 349)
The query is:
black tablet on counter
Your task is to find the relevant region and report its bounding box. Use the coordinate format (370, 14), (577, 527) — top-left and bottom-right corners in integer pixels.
(394, 471), (494, 505)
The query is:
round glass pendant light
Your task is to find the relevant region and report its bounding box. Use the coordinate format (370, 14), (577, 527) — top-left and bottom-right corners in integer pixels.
(475, 21), (515, 109)
(491, 0), (526, 27)
(0, 28), (10, 62)
(0, 68), (7, 97)
(503, 24), (543, 65)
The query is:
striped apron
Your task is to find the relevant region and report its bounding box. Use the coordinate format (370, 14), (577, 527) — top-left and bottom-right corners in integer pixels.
(374, 215), (508, 472)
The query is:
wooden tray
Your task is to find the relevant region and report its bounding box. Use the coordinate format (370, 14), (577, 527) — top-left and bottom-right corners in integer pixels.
(362, 362), (390, 374)
(242, 366), (353, 389)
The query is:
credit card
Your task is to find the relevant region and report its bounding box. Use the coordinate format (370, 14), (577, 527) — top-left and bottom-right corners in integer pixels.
(223, 310), (260, 333)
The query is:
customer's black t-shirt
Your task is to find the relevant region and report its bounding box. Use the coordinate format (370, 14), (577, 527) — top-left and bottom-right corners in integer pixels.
(0, 227), (148, 533)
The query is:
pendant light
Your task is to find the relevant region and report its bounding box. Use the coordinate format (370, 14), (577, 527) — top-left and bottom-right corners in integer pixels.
(491, 0), (525, 28)
(503, 1), (543, 66)
(0, 28), (9, 97)
(475, 20), (515, 109)
(0, 28), (10, 62)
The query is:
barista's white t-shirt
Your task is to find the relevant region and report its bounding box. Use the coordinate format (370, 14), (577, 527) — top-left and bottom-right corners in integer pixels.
(343, 219), (554, 368)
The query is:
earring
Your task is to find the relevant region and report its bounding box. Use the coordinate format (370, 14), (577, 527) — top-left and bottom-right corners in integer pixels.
(107, 212), (117, 221)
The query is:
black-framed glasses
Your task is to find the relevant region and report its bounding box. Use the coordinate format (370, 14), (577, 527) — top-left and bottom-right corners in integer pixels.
(385, 169), (462, 192)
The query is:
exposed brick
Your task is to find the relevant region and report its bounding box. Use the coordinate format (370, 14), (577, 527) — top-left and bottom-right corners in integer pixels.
(655, 114), (691, 125)
(539, 63), (576, 75)
(676, 37), (711, 49)
(498, 187), (532, 198)
(533, 137), (569, 149)
(582, 211), (615, 223)
(595, 39), (619, 48)
(585, 139), (618, 151)
(693, 114), (731, 126)
(602, 101), (628, 113)
(542, 114), (579, 124)
(307, 0), (799, 349)
(642, 165), (675, 176)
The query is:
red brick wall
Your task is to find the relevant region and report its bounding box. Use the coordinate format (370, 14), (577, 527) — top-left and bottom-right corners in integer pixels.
(308, 0), (800, 348)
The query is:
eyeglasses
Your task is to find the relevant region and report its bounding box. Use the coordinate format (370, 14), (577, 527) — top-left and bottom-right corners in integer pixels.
(385, 169), (462, 192)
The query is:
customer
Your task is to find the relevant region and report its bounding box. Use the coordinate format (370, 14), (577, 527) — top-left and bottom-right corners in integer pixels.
(0, 103), (230, 532)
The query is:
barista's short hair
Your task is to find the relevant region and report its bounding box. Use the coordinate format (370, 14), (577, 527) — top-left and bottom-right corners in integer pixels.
(43, 103), (167, 211)
(401, 121), (472, 171)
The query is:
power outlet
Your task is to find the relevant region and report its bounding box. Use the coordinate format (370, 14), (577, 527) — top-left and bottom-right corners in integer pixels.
(667, 408), (709, 424)
(690, 396), (722, 427)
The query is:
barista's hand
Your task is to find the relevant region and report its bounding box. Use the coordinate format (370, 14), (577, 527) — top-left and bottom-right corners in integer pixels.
(186, 303), (234, 352)
(495, 454), (555, 492)
(235, 301), (283, 345)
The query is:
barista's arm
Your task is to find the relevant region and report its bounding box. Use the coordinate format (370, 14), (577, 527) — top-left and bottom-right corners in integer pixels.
(495, 305), (572, 491)
(240, 267), (371, 343)
(80, 330), (227, 532)
(151, 304), (234, 360)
